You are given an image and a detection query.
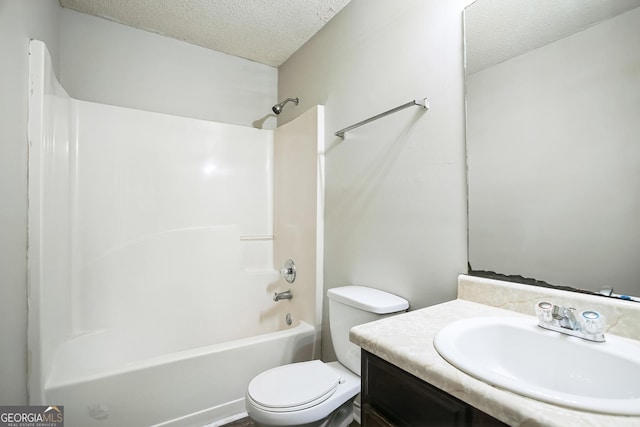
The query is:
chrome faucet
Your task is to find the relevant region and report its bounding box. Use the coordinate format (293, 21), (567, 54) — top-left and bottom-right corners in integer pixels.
(535, 301), (606, 342)
(274, 290), (293, 301)
(556, 305), (578, 330)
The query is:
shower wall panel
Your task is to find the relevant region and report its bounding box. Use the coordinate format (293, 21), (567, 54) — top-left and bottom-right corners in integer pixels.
(273, 106), (325, 333)
(28, 40), (74, 403)
(71, 101), (275, 337)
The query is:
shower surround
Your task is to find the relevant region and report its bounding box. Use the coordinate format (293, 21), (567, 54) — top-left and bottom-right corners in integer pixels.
(27, 40), (324, 426)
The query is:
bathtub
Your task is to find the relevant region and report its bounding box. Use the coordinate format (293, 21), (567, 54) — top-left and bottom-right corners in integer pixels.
(44, 321), (317, 427)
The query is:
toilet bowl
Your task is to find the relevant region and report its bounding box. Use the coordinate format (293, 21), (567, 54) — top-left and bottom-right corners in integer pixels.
(245, 285), (409, 426)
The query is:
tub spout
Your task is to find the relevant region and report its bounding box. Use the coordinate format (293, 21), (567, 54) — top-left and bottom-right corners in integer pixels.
(274, 290), (293, 301)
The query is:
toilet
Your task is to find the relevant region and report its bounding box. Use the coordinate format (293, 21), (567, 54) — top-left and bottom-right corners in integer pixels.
(245, 285), (409, 426)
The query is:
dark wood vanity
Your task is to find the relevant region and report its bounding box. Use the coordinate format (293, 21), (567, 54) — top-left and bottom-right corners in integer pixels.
(361, 350), (508, 427)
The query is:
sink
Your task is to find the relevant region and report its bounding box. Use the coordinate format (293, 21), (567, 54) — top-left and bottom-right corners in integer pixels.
(433, 316), (640, 415)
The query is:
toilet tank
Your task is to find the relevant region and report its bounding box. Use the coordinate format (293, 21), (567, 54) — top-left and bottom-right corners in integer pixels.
(327, 286), (408, 375)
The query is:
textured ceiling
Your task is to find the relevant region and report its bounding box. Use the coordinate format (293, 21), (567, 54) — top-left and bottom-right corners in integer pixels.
(465, 0), (640, 74)
(59, 0), (352, 67)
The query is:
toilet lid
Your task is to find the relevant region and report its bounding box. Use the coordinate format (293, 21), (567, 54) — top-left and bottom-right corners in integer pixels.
(247, 360), (341, 410)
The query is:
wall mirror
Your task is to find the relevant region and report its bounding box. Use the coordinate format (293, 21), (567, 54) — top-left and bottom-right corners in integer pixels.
(464, 0), (640, 298)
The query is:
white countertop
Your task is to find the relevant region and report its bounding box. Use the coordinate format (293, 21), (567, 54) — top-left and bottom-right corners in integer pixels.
(350, 276), (640, 427)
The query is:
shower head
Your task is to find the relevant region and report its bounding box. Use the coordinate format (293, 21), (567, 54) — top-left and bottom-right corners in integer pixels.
(272, 97), (299, 115)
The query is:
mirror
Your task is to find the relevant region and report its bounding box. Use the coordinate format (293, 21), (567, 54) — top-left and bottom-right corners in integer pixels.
(464, 0), (640, 298)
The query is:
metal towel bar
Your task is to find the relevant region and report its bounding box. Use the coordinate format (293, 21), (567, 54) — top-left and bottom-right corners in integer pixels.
(334, 98), (429, 138)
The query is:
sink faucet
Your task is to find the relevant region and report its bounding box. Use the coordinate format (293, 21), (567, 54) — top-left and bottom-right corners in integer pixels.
(535, 301), (606, 342)
(555, 305), (578, 330)
(274, 290), (293, 301)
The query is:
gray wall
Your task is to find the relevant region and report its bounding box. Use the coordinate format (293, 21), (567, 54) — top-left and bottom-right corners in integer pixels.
(0, 0), (61, 404)
(277, 0), (472, 360)
(59, 8), (278, 129)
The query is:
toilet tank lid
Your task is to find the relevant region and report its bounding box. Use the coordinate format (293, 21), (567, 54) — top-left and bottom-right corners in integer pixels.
(327, 286), (409, 314)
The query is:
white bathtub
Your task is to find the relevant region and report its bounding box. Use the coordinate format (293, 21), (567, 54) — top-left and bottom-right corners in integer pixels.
(45, 321), (317, 427)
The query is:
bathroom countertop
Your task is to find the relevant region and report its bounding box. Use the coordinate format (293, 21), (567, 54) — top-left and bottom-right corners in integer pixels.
(350, 298), (640, 427)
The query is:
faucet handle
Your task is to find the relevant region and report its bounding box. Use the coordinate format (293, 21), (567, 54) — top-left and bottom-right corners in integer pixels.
(535, 301), (554, 323)
(279, 259), (296, 284)
(579, 310), (606, 335)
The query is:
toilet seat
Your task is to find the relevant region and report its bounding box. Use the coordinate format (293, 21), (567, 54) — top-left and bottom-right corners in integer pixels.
(247, 360), (341, 412)
(246, 361), (361, 426)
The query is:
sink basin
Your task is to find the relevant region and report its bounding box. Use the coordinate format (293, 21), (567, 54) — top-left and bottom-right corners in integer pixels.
(434, 316), (640, 415)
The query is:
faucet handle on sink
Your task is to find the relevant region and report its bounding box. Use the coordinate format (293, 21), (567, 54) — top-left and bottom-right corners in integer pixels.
(535, 301), (554, 323)
(579, 310), (606, 336)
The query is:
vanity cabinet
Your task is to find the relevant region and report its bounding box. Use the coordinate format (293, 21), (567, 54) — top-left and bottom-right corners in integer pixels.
(361, 350), (508, 427)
